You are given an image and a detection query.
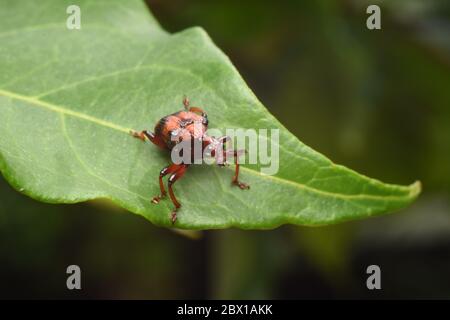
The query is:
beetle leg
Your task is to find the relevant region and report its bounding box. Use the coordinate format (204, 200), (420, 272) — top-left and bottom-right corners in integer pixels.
(214, 136), (231, 166)
(130, 130), (167, 149)
(218, 136), (231, 149)
(152, 163), (182, 204)
(130, 129), (147, 141)
(167, 164), (188, 224)
(228, 149), (249, 190)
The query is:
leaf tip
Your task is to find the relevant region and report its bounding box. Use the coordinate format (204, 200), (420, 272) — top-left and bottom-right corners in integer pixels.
(408, 180), (422, 199)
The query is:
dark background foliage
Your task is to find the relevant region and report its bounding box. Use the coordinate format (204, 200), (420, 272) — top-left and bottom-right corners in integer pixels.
(1, 0), (449, 299)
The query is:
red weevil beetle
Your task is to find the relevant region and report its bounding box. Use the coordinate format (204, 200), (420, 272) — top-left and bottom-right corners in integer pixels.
(130, 97), (249, 224)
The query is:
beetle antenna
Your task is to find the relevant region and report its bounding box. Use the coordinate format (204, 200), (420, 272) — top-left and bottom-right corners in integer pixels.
(183, 95), (190, 109)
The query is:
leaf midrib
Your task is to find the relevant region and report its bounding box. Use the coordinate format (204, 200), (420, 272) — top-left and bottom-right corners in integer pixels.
(0, 88), (419, 202)
(0, 88), (129, 133)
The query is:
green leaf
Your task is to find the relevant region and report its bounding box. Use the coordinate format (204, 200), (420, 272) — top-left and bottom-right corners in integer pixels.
(0, 0), (420, 229)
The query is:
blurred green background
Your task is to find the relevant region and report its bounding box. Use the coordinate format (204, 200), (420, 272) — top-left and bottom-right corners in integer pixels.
(1, 0), (450, 299)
